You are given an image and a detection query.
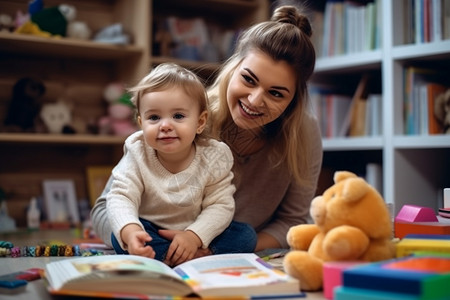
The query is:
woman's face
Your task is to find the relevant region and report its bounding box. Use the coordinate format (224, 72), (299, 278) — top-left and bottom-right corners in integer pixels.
(226, 50), (297, 130)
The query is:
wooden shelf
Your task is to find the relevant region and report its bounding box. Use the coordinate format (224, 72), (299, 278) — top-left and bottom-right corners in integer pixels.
(151, 56), (220, 74)
(0, 32), (143, 60)
(0, 133), (126, 145)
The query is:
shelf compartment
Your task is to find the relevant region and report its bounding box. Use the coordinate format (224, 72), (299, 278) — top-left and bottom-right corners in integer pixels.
(393, 135), (450, 149)
(0, 133), (125, 145)
(323, 136), (384, 151)
(0, 32), (143, 60)
(315, 50), (382, 73)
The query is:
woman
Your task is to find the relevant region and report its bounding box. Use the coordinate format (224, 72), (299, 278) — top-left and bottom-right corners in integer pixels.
(91, 4), (322, 252)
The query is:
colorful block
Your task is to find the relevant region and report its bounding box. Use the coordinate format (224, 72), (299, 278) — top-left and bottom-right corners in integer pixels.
(323, 261), (364, 299)
(395, 205), (438, 223)
(342, 256), (450, 299)
(394, 221), (450, 238)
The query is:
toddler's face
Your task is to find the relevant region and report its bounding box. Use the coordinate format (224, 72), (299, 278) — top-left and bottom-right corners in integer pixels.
(138, 87), (206, 156)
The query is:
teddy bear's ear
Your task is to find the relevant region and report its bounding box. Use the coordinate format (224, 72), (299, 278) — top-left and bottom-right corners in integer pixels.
(333, 171), (357, 183)
(342, 177), (369, 202)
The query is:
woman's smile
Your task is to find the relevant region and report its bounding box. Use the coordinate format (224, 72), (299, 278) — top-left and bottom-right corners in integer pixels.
(239, 100), (264, 118)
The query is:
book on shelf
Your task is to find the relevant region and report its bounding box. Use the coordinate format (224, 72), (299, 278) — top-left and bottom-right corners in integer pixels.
(43, 253), (301, 299)
(348, 74), (370, 137)
(404, 0), (448, 43)
(337, 255), (450, 300)
(403, 66), (445, 135)
(321, 0), (380, 57)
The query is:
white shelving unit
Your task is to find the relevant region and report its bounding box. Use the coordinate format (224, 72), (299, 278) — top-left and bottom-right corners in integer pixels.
(313, 0), (450, 215)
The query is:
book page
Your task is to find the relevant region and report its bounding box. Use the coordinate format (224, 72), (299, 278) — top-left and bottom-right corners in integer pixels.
(174, 253), (299, 296)
(46, 255), (181, 291)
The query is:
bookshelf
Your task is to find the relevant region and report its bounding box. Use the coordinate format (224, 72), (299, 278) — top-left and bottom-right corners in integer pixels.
(0, 0), (269, 227)
(310, 0), (450, 215)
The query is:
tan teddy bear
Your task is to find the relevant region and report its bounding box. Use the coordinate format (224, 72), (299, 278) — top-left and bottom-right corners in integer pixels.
(283, 171), (395, 291)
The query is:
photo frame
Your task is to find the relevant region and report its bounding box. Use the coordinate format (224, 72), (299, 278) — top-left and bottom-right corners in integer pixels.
(86, 166), (113, 207)
(42, 179), (80, 224)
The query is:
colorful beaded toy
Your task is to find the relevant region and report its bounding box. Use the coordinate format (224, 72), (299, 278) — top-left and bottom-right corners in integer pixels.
(0, 241), (106, 258)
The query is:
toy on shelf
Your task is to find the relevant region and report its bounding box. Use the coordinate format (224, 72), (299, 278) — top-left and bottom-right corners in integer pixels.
(283, 171), (395, 291)
(434, 89), (450, 134)
(3, 77), (46, 132)
(39, 100), (75, 134)
(93, 23), (130, 45)
(14, 0), (91, 40)
(98, 82), (138, 136)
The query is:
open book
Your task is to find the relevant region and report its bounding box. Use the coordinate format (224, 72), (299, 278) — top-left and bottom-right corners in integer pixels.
(44, 253), (301, 299)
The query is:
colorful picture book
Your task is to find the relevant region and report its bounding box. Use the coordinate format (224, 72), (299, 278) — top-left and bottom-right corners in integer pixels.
(43, 253), (302, 299)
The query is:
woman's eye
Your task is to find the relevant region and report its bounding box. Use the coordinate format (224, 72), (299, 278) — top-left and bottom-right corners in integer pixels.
(242, 74), (255, 85)
(269, 90), (283, 98)
(173, 113), (185, 120)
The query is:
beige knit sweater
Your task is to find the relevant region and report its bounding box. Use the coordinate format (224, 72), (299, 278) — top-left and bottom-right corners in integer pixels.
(107, 131), (236, 249)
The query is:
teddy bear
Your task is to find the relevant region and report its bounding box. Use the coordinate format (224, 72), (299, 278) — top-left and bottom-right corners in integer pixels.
(434, 88), (450, 134)
(98, 82), (138, 136)
(283, 171), (395, 291)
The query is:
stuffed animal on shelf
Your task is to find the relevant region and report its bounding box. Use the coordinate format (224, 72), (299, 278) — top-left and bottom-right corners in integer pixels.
(283, 171), (395, 291)
(40, 100), (74, 134)
(434, 88), (450, 134)
(3, 77), (46, 132)
(15, 3), (76, 37)
(98, 82), (138, 136)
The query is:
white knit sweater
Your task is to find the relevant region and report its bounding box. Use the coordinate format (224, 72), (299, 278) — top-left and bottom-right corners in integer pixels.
(106, 131), (235, 249)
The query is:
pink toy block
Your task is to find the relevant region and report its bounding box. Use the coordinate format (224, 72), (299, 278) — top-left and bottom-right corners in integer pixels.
(394, 205), (438, 223)
(323, 261), (364, 300)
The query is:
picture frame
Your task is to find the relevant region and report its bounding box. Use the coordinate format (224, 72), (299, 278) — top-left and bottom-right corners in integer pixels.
(42, 179), (80, 224)
(86, 166), (113, 207)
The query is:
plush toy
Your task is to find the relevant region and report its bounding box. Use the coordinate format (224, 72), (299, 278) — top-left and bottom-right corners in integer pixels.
(0, 14), (14, 32)
(16, 3), (76, 37)
(283, 171), (395, 291)
(98, 83), (138, 136)
(3, 77), (46, 132)
(40, 100), (73, 134)
(434, 88), (450, 134)
(93, 23), (130, 45)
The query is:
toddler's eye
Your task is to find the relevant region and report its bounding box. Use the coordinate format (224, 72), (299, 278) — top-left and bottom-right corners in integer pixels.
(149, 115), (159, 121)
(173, 113), (185, 120)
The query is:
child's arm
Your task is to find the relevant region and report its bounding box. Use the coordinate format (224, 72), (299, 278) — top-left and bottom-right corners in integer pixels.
(121, 223), (155, 258)
(164, 230), (202, 266)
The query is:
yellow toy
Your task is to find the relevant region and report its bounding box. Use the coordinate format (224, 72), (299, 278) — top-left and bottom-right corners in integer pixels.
(283, 171), (395, 291)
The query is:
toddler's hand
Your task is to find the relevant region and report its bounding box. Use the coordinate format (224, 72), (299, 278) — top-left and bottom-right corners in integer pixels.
(165, 230), (201, 266)
(121, 225), (155, 258)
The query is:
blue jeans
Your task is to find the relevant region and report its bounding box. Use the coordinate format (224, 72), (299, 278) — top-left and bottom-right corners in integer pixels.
(111, 218), (257, 261)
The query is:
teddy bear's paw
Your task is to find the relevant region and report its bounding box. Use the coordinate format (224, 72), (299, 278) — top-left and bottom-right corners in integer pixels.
(286, 224), (320, 250)
(283, 251), (323, 291)
(323, 226), (369, 260)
